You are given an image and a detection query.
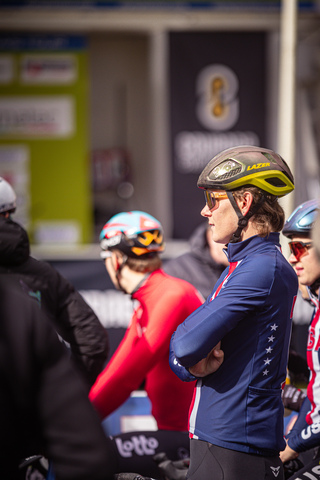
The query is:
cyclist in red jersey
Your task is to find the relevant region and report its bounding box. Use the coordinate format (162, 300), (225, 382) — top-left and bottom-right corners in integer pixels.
(89, 210), (203, 477)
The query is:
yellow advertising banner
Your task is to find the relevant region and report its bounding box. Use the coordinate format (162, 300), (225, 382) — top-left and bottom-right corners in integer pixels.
(0, 35), (92, 244)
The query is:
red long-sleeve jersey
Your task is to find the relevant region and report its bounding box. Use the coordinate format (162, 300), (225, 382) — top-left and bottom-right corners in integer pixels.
(89, 269), (203, 431)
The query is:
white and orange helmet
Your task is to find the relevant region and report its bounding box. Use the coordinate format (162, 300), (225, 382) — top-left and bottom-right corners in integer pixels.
(100, 210), (165, 258)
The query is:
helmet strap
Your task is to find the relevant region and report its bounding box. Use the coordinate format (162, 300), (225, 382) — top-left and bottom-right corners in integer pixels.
(310, 279), (320, 296)
(115, 254), (129, 293)
(227, 191), (266, 243)
(226, 192), (248, 243)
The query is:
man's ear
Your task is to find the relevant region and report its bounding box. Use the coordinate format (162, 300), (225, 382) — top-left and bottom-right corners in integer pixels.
(239, 192), (254, 216)
(111, 251), (123, 271)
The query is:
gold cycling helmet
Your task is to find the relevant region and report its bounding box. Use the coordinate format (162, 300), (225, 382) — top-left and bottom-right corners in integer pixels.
(198, 145), (295, 242)
(197, 145), (294, 195)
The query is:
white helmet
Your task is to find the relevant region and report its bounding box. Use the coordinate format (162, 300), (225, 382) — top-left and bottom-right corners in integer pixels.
(0, 177), (16, 214)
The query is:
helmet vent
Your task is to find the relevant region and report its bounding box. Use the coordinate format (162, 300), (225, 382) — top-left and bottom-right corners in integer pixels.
(262, 152), (277, 164)
(265, 177), (286, 188)
(209, 160), (243, 181)
(214, 166), (242, 180)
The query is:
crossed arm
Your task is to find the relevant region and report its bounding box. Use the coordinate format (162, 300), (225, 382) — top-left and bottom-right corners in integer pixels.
(188, 342), (224, 377)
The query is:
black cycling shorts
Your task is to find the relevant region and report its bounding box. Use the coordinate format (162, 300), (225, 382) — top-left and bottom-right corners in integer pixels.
(186, 439), (284, 480)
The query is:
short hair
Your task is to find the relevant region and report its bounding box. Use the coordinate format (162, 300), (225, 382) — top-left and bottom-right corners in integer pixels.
(233, 186), (285, 236)
(114, 250), (162, 273)
(126, 255), (162, 273)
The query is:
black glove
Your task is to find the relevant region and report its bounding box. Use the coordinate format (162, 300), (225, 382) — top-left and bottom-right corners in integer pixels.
(153, 452), (189, 480)
(283, 458), (304, 479)
(19, 455), (48, 479)
(282, 384), (306, 412)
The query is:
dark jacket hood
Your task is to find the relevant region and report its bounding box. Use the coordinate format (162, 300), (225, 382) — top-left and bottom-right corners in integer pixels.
(188, 222), (213, 264)
(0, 216), (30, 266)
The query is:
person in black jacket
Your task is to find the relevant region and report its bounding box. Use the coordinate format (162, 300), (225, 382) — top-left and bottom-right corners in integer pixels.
(163, 222), (229, 300)
(0, 177), (108, 389)
(0, 275), (118, 480)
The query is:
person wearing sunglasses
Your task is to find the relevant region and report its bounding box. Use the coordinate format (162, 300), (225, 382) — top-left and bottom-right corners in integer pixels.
(169, 145), (298, 480)
(312, 206), (320, 263)
(279, 199), (320, 475)
(283, 199), (319, 288)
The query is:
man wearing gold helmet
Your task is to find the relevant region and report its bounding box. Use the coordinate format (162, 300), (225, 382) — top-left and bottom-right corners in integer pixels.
(170, 145), (298, 480)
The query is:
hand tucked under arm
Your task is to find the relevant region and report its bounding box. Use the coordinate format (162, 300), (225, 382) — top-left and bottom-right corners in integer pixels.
(188, 343), (224, 377)
(280, 443), (299, 463)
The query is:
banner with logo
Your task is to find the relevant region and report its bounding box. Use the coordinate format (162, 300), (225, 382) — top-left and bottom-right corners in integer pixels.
(169, 31), (266, 239)
(0, 35), (92, 243)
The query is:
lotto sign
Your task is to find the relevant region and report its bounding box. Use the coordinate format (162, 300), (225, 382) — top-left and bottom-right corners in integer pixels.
(169, 31), (266, 239)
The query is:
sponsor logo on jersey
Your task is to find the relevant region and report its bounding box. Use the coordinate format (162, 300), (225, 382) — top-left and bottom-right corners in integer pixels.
(307, 325), (320, 351)
(301, 422), (320, 440)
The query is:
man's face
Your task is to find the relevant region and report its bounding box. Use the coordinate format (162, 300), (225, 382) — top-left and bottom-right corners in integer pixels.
(288, 236), (320, 287)
(200, 190), (238, 244)
(104, 251), (120, 289)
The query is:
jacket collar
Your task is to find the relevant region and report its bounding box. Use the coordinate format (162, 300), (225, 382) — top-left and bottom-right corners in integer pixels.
(226, 232), (280, 263)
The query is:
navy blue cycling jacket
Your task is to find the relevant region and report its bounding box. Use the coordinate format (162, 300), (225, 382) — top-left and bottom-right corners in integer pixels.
(170, 233), (298, 456)
(287, 288), (320, 453)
